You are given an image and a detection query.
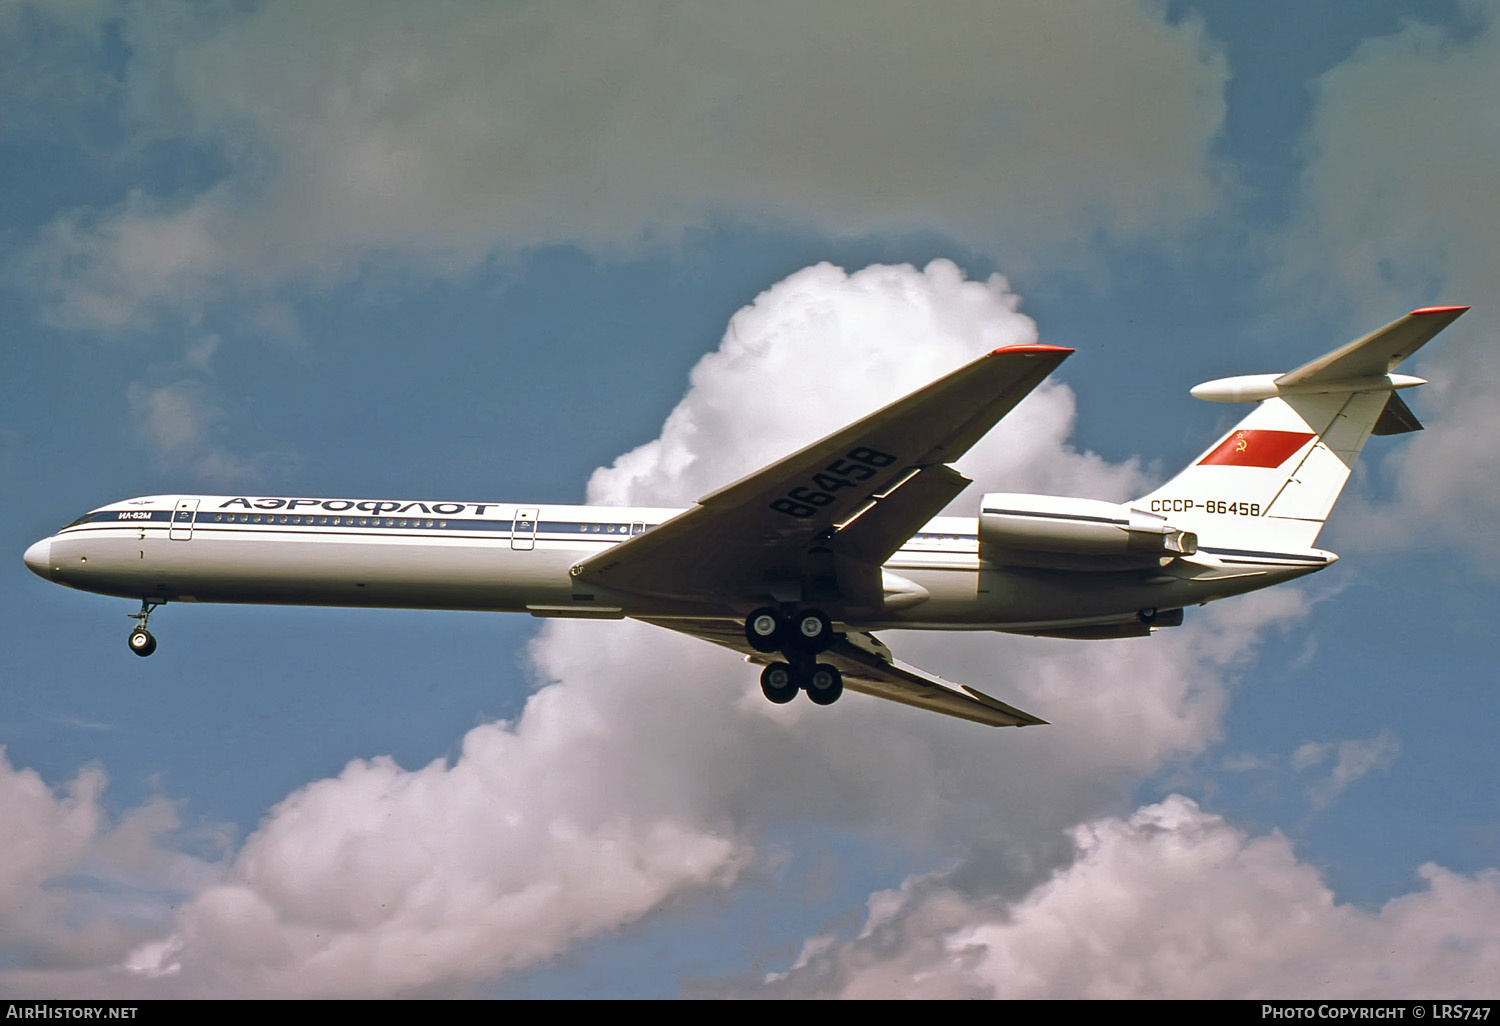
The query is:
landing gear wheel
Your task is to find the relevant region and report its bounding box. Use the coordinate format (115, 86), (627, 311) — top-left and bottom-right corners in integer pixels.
(128, 629), (157, 657)
(745, 607), (784, 653)
(760, 662), (798, 704)
(126, 599), (164, 657)
(1137, 607), (1159, 625)
(805, 663), (843, 706)
(792, 610), (833, 652)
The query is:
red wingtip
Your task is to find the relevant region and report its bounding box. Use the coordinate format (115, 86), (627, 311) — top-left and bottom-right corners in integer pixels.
(989, 343), (1075, 356)
(1410, 305), (1469, 316)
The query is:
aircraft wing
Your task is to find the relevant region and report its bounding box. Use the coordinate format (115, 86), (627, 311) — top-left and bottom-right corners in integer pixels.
(639, 617), (1047, 728)
(575, 344), (1073, 605)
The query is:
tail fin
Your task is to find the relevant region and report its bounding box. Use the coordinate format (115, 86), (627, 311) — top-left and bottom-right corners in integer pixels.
(1136, 306), (1467, 551)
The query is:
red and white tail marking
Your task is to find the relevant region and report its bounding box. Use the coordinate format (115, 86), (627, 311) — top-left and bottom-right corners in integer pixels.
(1197, 429), (1315, 468)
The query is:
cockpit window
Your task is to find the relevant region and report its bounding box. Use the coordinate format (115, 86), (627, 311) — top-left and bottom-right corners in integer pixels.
(63, 512), (95, 529)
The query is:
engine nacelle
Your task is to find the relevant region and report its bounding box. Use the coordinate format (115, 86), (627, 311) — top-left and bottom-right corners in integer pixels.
(979, 493), (1197, 570)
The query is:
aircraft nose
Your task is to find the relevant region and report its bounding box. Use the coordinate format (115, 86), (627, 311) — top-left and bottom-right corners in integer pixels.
(23, 538), (52, 580)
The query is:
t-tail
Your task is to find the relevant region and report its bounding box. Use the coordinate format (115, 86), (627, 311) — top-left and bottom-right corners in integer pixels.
(1135, 306), (1468, 552)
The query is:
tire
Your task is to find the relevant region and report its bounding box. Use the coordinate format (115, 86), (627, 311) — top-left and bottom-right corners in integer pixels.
(129, 629), (157, 657)
(793, 610), (833, 652)
(760, 662), (798, 704)
(805, 663), (843, 706)
(1138, 607), (1158, 625)
(745, 607), (784, 653)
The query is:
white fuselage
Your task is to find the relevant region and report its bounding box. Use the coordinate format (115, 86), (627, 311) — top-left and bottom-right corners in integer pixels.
(25, 493), (1331, 634)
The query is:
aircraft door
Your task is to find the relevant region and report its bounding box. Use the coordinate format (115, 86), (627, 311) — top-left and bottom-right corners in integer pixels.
(511, 508), (538, 551)
(170, 498), (199, 540)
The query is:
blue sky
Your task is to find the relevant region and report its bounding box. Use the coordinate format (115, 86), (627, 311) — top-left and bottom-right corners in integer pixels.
(3, 0), (1500, 998)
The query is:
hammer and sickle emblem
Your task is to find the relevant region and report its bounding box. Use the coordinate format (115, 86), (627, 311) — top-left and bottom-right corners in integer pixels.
(1234, 432), (1248, 453)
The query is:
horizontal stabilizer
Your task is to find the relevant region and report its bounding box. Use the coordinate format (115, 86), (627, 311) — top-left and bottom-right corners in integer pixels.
(1276, 306), (1467, 389)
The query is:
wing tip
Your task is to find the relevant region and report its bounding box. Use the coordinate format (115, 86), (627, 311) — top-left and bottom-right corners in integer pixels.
(1409, 305), (1469, 316)
(960, 683), (1050, 726)
(989, 343), (1075, 357)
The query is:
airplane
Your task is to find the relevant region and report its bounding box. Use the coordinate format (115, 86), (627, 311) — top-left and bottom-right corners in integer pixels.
(23, 305), (1466, 728)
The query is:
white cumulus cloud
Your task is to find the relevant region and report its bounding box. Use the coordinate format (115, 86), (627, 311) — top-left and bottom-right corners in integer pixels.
(757, 795), (1500, 998)
(0, 749), (224, 985)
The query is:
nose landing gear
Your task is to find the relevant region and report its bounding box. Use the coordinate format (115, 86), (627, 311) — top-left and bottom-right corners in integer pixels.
(127, 599), (163, 657)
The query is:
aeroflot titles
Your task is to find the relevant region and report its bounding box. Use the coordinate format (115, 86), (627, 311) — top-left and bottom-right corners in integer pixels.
(218, 497), (502, 516)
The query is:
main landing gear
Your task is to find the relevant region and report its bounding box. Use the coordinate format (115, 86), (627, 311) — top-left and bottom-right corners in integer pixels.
(746, 606), (844, 707)
(127, 599), (162, 657)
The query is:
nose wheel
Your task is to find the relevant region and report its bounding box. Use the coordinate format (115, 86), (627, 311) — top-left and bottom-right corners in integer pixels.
(127, 599), (163, 657)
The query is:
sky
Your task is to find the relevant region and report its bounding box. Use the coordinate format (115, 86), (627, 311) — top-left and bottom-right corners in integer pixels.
(2, 0), (1500, 999)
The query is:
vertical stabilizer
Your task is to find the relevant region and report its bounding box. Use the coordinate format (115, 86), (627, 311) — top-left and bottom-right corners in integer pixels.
(1135, 306), (1466, 551)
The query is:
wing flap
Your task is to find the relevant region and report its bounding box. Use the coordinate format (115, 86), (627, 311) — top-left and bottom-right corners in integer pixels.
(832, 463), (971, 566)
